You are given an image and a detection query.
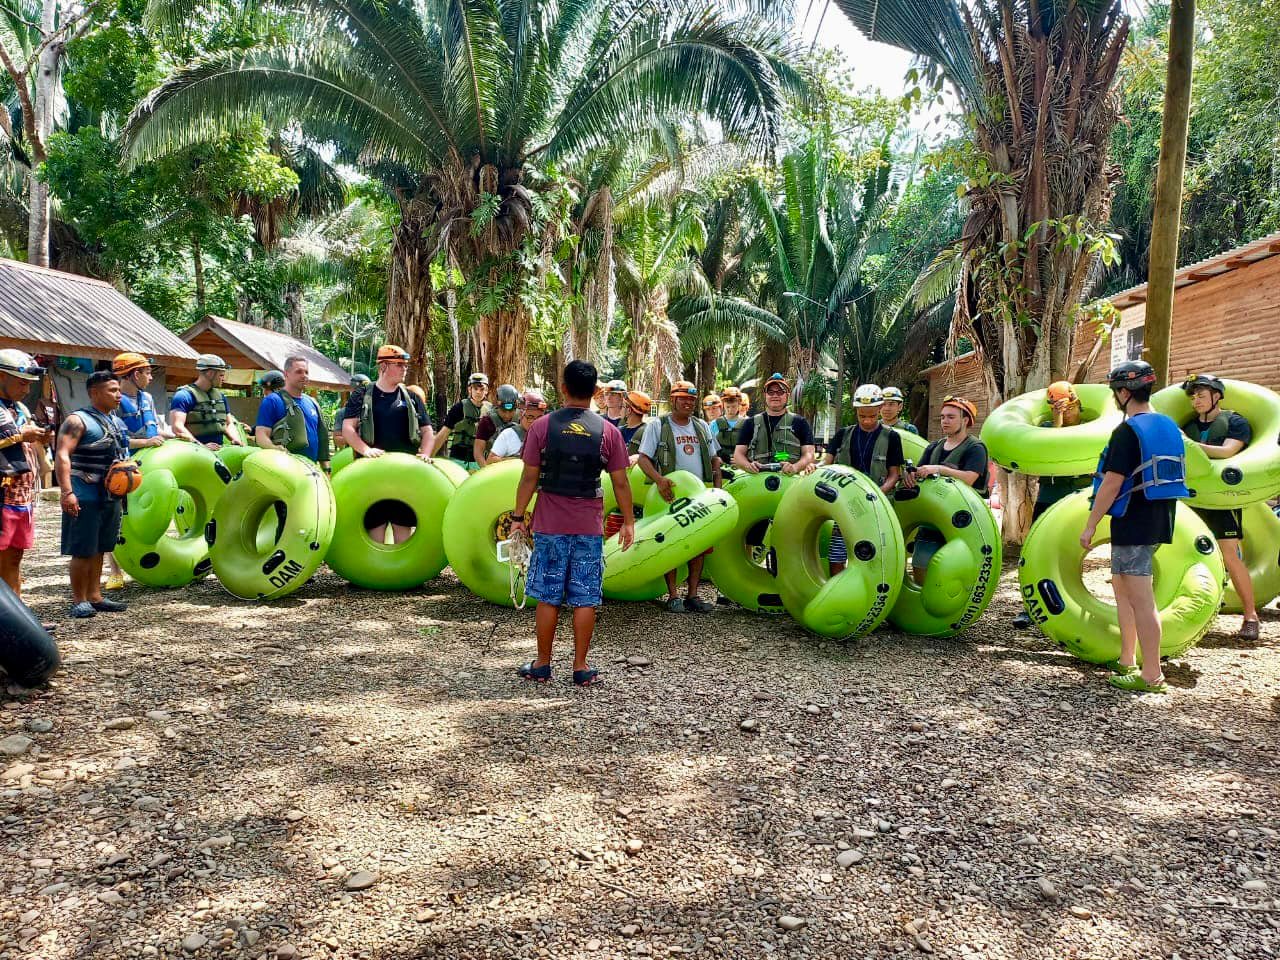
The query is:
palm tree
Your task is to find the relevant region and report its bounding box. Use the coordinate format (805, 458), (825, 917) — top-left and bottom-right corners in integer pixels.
(127, 0), (802, 387)
(833, 0), (1130, 536)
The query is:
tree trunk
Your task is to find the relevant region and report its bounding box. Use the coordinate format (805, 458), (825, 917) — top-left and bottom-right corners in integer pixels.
(284, 283), (306, 342)
(997, 468), (1035, 548)
(386, 200), (434, 378)
(698, 347), (716, 398)
(833, 344), (847, 433)
(482, 304), (529, 388)
(758, 339), (787, 391)
(25, 1), (59, 268)
(431, 346), (448, 425)
(192, 236), (206, 310)
(1143, 0), (1196, 388)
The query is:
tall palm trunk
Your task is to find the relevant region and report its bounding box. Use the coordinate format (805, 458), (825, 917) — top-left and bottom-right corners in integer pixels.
(192, 235), (206, 310)
(284, 283), (306, 341)
(759, 339), (787, 388)
(431, 346), (448, 424)
(698, 347), (715, 397)
(482, 305), (529, 388)
(386, 199), (434, 379)
(25, 0), (59, 268)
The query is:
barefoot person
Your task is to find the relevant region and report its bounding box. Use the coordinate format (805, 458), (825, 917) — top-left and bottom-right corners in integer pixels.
(0, 351), (54, 628)
(55, 371), (132, 619)
(1081, 361), (1189, 693)
(340, 345), (434, 543)
(637, 380), (722, 612)
(822, 384), (904, 574)
(511, 361), (634, 687)
(1182, 374), (1260, 641)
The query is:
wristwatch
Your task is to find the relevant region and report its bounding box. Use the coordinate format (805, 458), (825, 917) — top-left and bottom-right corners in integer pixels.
(510, 514), (525, 522)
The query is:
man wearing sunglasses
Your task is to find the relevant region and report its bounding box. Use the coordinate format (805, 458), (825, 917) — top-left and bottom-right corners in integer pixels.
(732, 373), (816, 475)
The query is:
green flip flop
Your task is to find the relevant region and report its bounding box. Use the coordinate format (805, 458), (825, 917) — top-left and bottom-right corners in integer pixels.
(1102, 660), (1137, 676)
(1108, 673), (1167, 693)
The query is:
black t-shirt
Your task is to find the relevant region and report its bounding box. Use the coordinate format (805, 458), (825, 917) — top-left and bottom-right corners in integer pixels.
(443, 401), (467, 429)
(342, 385), (431, 455)
(1189, 411), (1251, 446)
(922, 437), (989, 480)
(1101, 421), (1175, 546)
(826, 425), (904, 475)
(734, 413), (815, 453)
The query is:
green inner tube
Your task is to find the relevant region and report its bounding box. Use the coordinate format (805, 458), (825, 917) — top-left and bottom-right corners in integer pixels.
(1018, 490), (1225, 663)
(603, 464), (652, 520)
(888, 477), (1002, 637)
(441, 459), (536, 607)
(894, 426), (928, 465)
(327, 454), (456, 590)
(602, 471), (737, 599)
(1223, 501), (1280, 614)
(214, 443), (257, 478)
(1150, 378), (1280, 508)
(206, 451), (336, 601)
(980, 384), (1121, 477)
(772, 465), (905, 638)
(702, 471), (796, 613)
(330, 446), (355, 476)
(116, 441), (231, 587)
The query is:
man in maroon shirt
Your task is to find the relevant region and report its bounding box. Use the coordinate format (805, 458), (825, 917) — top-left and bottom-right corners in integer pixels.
(511, 361), (635, 686)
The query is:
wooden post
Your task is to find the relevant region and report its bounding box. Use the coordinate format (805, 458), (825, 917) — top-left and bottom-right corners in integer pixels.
(1143, 0), (1196, 388)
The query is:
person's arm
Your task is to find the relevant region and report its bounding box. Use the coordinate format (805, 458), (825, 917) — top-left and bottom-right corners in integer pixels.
(608, 468), (635, 550)
(55, 414), (82, 517)
(795, 444), (817, 472)
(341, 416), (383, 457)
(418, 424), (434, 458)
(223, 401), (243, 445)
(637, 453), (673, 501)
(169, 401), (196, 443)
(1081, 472), (1125, 550)
(880, 466), (900, 494)
(128, 434), (163, 450)
(711, 455), (723, 489)
(432, 426), (451, 455)
(510, 462), (540, 539)
(473, 436), (489, 466)
(732, 443), (758, 473)
(254, 395), (285, 451)
(926, 462), (981, 485)
(1199, 437), (1245, 459)
(254, 425), (281, 450)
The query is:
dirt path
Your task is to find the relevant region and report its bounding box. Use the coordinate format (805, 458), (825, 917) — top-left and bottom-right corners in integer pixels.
(3, 517), (1278, 960)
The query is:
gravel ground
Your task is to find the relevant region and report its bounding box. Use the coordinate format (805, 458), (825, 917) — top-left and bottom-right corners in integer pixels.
(3, 514), (1279, 960)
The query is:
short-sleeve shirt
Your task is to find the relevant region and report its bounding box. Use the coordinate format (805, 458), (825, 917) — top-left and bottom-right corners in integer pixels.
(619, 421), (644, 446)
(522, 412), (629, 536)
(734, 413), (815, 454)
(341, 385), (430, 455)
(118, 389), (159, 439)
(443, 402), (467, 429)
(490, 424), (527, 459)
(476, 414), (507, 446)
(0, 399), (36, 510)
(922, 437), (989, 483)
(637, 416), (719, 481)
(256, 391), (324, 462)
(1102, 421), (1175, 546)
(826, 425), (904, 476)
(170, 386), (229, 444)
(1190, 411), (1251, 447)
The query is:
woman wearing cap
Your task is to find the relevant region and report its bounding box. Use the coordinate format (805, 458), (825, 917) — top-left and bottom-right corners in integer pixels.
(434, 372), (491, 466)
(823, 385), (905, 573)
(1182, 374), (1259, 640)
(340, 345), (434, 543)
(488, 391), (548, 462)
(0, 351), (54, 615)
(879, 386), (918, 435)
(170, 354), (242, 449)
(732, 373), (816, 474)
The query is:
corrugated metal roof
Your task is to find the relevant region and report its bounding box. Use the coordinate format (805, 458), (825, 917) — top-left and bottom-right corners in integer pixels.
(0, 258), (199, 364)
(178, 315), (352, 392)
(1110, 229), (1280, 309)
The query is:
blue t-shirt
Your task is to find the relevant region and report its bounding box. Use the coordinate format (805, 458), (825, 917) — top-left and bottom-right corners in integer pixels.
(709, 417), (740, 439)
(171, 386), (230, 444)
(255, 391), (322, 462)
(72, 409), (129, 502)
(118, 389), (159, 439)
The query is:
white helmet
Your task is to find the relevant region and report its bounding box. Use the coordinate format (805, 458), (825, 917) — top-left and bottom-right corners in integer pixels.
(0, 349), (44, 381)
(851, 384), (884, 408)
(881, 386), (905, 403)
(196, 353), (228, 371)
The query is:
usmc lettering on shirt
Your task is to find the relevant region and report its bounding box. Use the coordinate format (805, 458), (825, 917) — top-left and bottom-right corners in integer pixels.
(674, 429), (703, 457)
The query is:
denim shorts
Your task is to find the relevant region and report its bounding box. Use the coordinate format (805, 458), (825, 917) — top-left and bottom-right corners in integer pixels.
(526, 533), (603, 608)
(1111, 543), (1157, 576)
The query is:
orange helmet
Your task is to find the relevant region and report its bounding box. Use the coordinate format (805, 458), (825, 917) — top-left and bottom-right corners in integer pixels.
(112, 353), (152, 378)
(702, 393), (722, 407)
(940, 395), (979, 426)
(669, 380), (697, 399)
(720, 385), (743, 400)
(1046, 381), (1078, 406)
(626, 390), (652, 414)
(376, 344), (410, 363)
(104, 460), (143, 498)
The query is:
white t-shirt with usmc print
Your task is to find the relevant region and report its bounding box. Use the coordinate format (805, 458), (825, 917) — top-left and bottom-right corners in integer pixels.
(637, 414), (719, 481)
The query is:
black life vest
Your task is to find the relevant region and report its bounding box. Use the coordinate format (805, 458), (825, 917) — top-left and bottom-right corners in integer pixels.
(921, 434), (990, 496)
(69, 407), (128, 488)
(1182, 409), (1236, 446)
(539, 407), (606, 499)
(449, 397), (489, 459)
(836, 425), (891, 483)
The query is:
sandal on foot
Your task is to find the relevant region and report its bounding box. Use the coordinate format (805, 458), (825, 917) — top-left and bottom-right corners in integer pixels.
(572, 669), (604, 687)
(1102, 660), (1137, 676)
(1108, 673), (1167, 693)
(517, 661), (552, 683)
(686, 597), (715, 613)
(665, 597), (685, 613)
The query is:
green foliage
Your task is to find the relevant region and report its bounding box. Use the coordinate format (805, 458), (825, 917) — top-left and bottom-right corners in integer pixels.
(64, 24), (161, 119)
